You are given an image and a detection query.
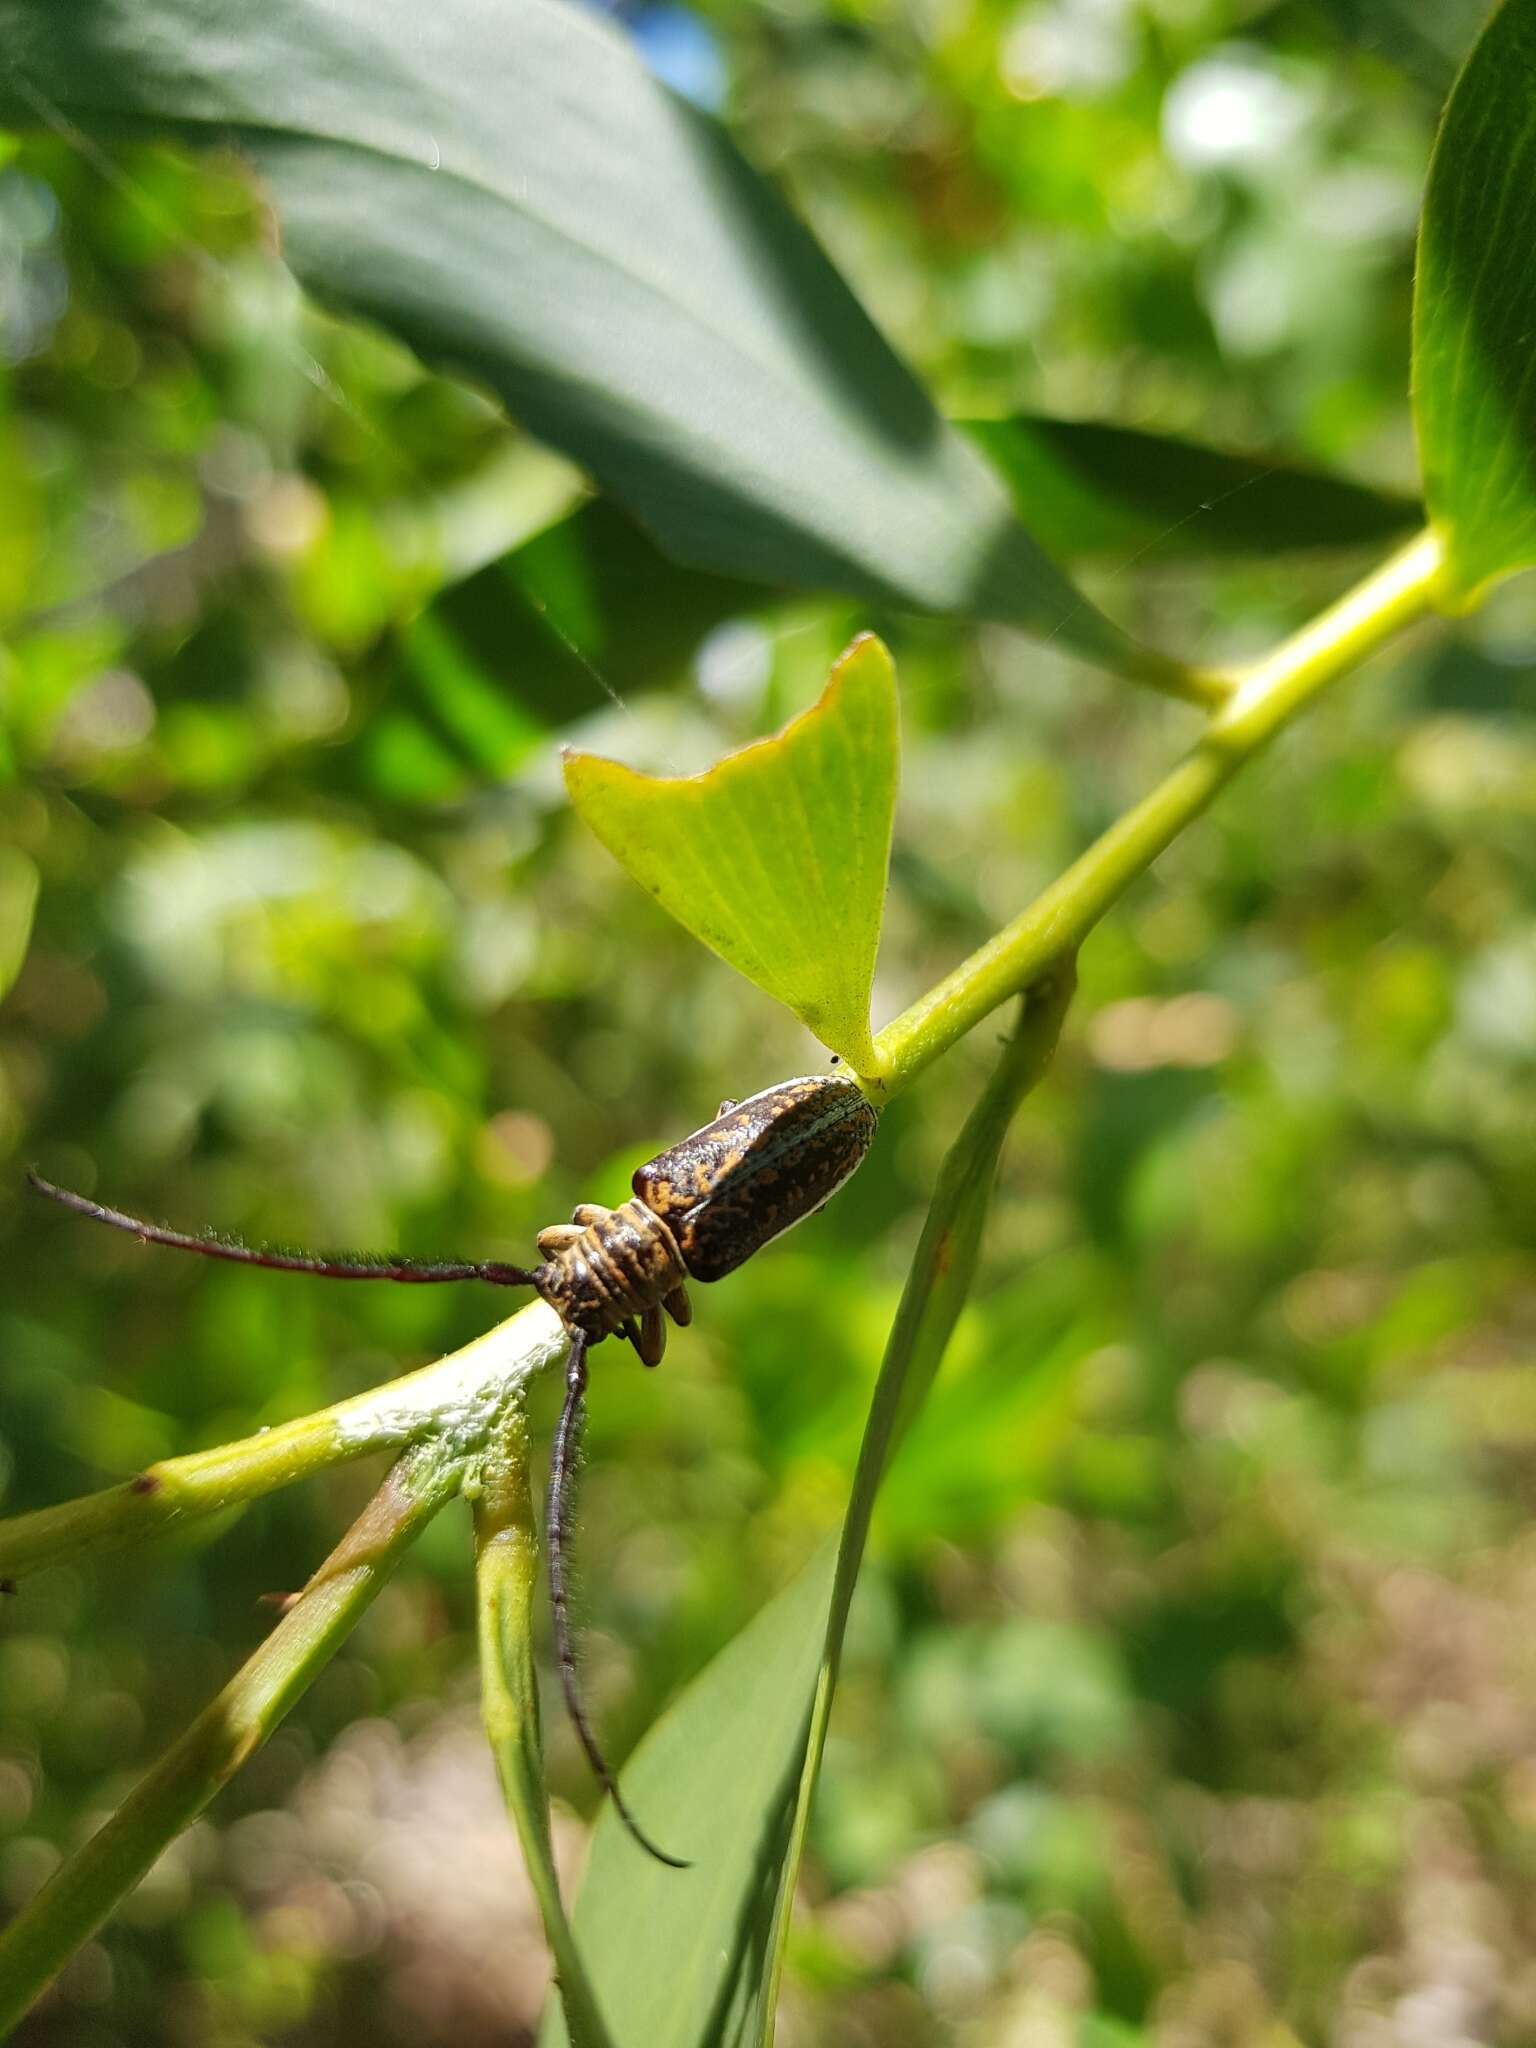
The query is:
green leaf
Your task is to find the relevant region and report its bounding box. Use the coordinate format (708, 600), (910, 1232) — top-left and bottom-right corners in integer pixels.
(0, 0), (1202, 696)
(539, 974), (1075, 2048)
(0, 848), (39, 1002)
(968, 416), (1419, 561)
(1414, 0), (1536, 606)
(564, 635), (898, 1074)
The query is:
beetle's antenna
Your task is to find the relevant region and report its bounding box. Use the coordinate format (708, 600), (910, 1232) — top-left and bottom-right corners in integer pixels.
(26, 1173), (537, 1287)
(546, 1331), (690, 1870)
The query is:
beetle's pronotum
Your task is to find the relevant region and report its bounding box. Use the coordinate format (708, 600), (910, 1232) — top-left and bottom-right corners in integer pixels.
(29, 1073), (879, 1866)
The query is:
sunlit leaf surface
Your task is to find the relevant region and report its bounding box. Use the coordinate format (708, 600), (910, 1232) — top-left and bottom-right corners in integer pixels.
(565, 636), (898, 1074)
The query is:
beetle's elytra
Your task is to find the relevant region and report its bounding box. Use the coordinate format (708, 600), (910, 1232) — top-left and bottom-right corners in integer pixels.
(535, 1075), (877, 1361)
(637, 1074), (879, 1282)
(28, 1069), (880, 1870)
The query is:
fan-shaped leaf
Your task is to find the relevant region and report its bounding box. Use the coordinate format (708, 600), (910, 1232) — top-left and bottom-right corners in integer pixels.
(565, 636), (897, 1074)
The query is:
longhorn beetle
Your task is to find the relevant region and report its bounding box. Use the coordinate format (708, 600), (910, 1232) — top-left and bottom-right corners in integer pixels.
(29, 1072), (879, 1867)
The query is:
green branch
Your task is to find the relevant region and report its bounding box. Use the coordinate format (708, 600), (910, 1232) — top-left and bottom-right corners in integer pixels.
(872, 530), (1445, 1092)
(473, 1436), (617, 2048)
(0, 1444), (459, 2038)
(0, 1300), (568, 1582)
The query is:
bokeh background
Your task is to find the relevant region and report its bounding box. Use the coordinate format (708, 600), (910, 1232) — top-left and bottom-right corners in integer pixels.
(5, 1), (1536, 2042)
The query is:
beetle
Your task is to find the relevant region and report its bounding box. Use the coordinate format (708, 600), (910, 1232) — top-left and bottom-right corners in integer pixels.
(28, 1072), (878, 1866)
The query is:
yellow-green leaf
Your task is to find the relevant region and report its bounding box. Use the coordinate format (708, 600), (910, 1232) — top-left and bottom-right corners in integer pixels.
(564, 635), (898, 1075)
(1414, 0), (1536, 605)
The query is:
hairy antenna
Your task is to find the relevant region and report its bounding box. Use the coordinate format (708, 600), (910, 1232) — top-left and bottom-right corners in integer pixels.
(546, 1331), (690, 1869)
(31, 1169), (689, 1863)
(25, 1172), (537, 1288)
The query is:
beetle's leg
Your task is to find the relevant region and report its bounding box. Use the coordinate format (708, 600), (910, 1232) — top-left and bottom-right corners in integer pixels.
(716, 1099), (739, 1118)
(632, 1304), (666, 1367)
(663, 1284), (692, 1327)
(570, 1203), (611, 1228)
(536, 1223), (585, 1257)
(620, 1316), (643, 1351)
(26, 1174), (537, 1288)
(546, 1331), (688, 1870)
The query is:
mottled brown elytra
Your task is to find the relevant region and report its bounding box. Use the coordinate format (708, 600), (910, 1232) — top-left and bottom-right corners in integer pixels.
(28, 1073), (878, 1868)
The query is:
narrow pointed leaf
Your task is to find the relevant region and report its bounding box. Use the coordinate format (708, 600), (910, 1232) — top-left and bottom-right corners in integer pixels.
(0, 0), (1200, 693)
(968, 417), (1419, 560)
(1414, 0), (1536, 605)
(564, 636), (898, 1074)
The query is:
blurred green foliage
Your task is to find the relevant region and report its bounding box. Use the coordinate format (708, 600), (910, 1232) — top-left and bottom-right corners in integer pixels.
(4, 2), (1536, 2045)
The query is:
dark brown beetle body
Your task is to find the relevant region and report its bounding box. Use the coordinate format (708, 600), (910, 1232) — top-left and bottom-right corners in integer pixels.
(531, 1074), (877, 1364)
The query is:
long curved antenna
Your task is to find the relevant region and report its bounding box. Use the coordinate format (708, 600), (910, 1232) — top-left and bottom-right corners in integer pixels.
(546, 1331), (689, 1870)
(26, 1172), (536, 1287)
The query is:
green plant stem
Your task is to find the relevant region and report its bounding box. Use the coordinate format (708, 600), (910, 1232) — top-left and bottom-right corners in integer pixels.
(761, 967), (1076, 2034)
(0, 1444), (458, 2038)
(473, 1427), (616, 2048)
(871, 529), (1445, 1093)
(0, 1299), (567, 1582)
